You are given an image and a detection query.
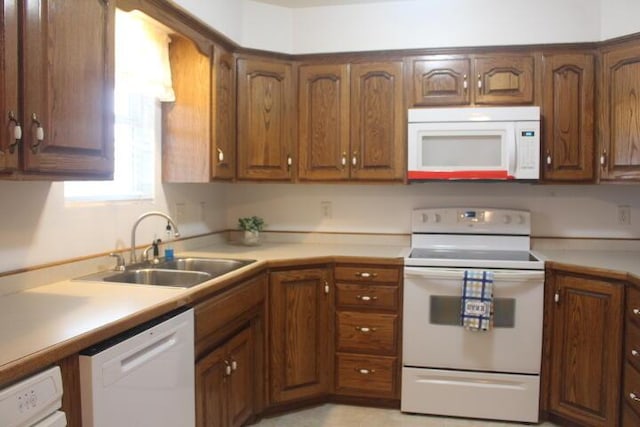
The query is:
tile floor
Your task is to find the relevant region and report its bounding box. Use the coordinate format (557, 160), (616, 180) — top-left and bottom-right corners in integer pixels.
(253, 404), (559, 427)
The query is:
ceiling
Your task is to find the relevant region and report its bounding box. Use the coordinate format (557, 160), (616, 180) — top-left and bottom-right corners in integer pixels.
(252, 0), (408, 7)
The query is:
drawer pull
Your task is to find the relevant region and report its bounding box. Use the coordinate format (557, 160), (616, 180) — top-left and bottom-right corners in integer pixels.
(355, 326), (377, 333)
(355, 368), (375, 375)
(633, 349), (640, 358)
(631, 392), (640, 402)
(356, 272), (378, 279)
(634, 308), (640, 316)
(357, 295), (378, 302)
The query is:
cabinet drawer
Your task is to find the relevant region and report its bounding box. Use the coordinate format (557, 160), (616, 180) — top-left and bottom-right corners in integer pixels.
(627, 321), (640, 372)
(336, 353), (397, 398)
(628, 288), (640, 327)
(336, 283), (398, 311)
(624, 362), (640, 417)
(335, 266), (400, 284)
(337, 312), (397, 354)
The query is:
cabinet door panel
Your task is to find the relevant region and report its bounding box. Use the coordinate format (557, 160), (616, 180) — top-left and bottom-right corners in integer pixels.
(237, 59), (293, 180)
(601, 44), (640, 180)
(350, 62), (404, 181)
(298, 64), (350, 181)
(227, 328), (253, 427)
(22, 0), (114, 176)
(542, 54), (595, 181)
(410, 57), (470, 106)
(213, 49), (236, 180)
(474, 55), (534, 104)
(0, 0), (19, 172)
(269, 268), (332, 404)
(196, 345), (228, 427)
(548, 272), (623, 426)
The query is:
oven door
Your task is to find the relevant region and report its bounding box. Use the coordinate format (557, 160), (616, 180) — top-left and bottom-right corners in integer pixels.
(403, 267), (543, 374)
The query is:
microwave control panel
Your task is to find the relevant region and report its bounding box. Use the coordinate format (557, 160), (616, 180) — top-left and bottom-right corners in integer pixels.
(514, 121), (540, 179)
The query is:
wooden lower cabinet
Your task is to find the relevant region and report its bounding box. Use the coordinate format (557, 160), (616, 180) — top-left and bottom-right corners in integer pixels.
(544, 267), (624, 427)
(333, 263), (401, 401)
(196, 327), (253, 427)
(269, 267), (333, 405)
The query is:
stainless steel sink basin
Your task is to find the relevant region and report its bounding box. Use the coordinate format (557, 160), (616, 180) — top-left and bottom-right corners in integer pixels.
(76, 257), (255, 288)
(156, 257), (255, 276)
(103, 269), (212, 288)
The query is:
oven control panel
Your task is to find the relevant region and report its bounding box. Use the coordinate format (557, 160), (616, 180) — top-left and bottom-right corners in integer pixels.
(412, 208), (531, 235)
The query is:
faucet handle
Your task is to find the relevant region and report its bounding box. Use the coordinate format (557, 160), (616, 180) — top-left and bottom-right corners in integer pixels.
(109, 252), (126, 271)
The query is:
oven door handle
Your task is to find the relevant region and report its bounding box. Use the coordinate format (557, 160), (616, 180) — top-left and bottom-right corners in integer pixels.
(404, 267), (544, 281)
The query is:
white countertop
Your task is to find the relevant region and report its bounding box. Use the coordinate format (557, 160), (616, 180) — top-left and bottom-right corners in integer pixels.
(1, 238), (638, 385)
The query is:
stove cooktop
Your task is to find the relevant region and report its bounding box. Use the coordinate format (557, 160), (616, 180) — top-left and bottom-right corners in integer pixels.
(408, 248), (541, 262)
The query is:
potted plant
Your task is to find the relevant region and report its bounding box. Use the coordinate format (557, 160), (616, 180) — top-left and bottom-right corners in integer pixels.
(238, 216), (265, 245)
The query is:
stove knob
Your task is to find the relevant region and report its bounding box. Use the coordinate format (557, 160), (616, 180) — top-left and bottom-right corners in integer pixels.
(422, 213), (428, 223)
(516, 215), (525, 225)
(503, 215), (512, 224)
(434, 213), (441, 223)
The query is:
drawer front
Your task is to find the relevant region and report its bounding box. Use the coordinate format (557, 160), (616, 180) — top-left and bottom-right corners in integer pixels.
(336, 353), (397, 398)
(336, 283), (398, 311)
(623, 362), (640, 417)
(623, 402), (640, 427)
(628, 288), (640, 327)
(335, 266), (400, 284)
(627, 322), (640, 372)
(337, 311), (397, 354)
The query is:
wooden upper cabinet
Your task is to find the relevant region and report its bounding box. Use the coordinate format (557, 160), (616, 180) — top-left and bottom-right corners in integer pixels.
(474, 55), (534, 104)
(237, 58), (294, 181)
(0, 0), (19, 173)
(542, 53), (595, 181)
(546, 268), (624, 427)
(21, 0), (114, 176)
(163, 39), (235, 182)
(298, 64), (350, 181)
(212, 47), (236, 180)
(350, 62), (405, 181)
(409, 54), (534, 107)
(410, 57), (471, 106)
(269, 267), (333, 404)
(163, 36), (214, 182)
(601, 43), (640, 181)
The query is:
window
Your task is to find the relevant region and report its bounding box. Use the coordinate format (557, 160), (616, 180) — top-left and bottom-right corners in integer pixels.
(64, 9), (174, 202)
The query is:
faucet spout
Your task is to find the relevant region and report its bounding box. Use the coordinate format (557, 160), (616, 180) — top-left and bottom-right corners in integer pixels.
(130, 211), (180, 264)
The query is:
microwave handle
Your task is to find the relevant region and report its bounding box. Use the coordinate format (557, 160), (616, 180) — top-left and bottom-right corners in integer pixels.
(508, 128), (517, 176)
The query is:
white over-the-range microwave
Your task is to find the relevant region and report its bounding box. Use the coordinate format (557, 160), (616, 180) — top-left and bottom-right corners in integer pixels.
(407, 106), (540, 181)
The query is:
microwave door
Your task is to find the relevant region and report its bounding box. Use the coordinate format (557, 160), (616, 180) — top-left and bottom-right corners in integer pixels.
(409, 122), (514, 179)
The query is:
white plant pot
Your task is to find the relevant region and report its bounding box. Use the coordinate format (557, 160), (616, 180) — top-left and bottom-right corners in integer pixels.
(242, 230), (260, 246)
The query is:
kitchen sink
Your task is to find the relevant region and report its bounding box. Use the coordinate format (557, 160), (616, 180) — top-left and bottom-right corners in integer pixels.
(102, 268), (213, 288)
(156, 257), (255, 277)
(76, 257), (256, 288)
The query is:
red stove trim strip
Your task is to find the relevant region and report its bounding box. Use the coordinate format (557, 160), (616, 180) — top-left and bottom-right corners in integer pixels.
(407, 170), (514, 180)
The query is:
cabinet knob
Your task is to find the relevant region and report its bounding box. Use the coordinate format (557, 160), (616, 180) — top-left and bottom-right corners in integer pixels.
(546, 151), (552, 166)
(355, 368), (375, 375)
(600, 150), (607, 169)
(357, 295), (378, 302)
(30, 113), (44, 154)
(632, 349), (639, 358)
(217, 148), (224, 163)
(633, 308), (640, 316)
(324, 281), (330, 294)
(7, 111), (21, 154)
(630, 392), (640, 402)
(341, 152), (347, 168)
(231, 360), (237, 371)
(355, 326), (377, 333)
(554, 292), (560, 304)
(356, 271), (377, 279)
(463, 74), (468, 91)
(352, 151), (358, 167)
(477, 73), (482, 89)
(224, 360), (232, 376)
(286, 154), (292, 171)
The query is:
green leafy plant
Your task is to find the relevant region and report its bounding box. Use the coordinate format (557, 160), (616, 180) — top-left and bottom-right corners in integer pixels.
(238, 216), (265, 232)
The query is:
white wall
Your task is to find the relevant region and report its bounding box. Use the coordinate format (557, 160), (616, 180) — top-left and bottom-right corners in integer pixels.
(226, 183), (640, 238)
(600, 0), (640, 40)
(172, 0), (243, 42)
(242, 2), (293, 53)
(0, 104), (227, 274)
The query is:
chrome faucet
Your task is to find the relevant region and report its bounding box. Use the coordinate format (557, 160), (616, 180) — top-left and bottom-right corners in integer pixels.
(130, 211), (180, 264)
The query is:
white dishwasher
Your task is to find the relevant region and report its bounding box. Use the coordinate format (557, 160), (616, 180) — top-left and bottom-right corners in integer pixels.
(79, 308), (194, 427)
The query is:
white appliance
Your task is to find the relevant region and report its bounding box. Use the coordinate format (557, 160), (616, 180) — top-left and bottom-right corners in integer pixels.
(80, 308), (195, 427)
(407, 107), (540, 180)
(0, 366), (66, 427)
(402, 208), (544, 423)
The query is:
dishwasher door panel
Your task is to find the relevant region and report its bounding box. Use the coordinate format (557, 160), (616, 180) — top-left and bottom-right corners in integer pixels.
(79, 309), (195, 427)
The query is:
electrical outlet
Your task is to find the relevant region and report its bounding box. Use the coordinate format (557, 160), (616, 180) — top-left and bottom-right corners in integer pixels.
(175, 202), (186, 223)
(320, 201), (332, 219)
(618, 205), (631, 225)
